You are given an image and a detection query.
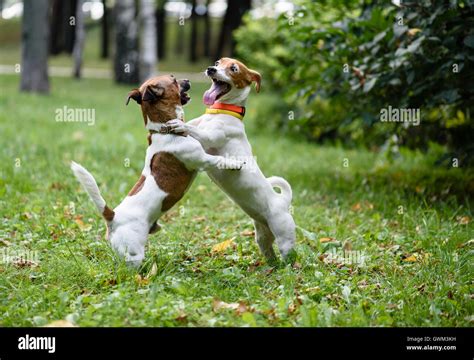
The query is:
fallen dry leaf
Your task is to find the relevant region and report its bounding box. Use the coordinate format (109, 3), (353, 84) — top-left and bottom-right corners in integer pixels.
(292, 262), (302, 269)
(13, 258), (38, 269)
(212, 299), (240, 311)
(175, 312), (188, 323)
(211, 238), (235, 254)
(44, 320), (77, 327)
(319, 237), (335, 243)
(74, 217), (92, 231)
(50, 182), (64, 190)
(192, 216), (206, 222)
(351, 203), (362, 211)
(247, 261), (262, 272)
(22, 212), (33, 219)
(288, 303), (297, 314)
(212, 299), (249, 315)
(457, 216), (470, 225)
(240, 230), (255, 237)
(146, 262), (158, 279)
(235, 302), (249, 315)
(135, 274), (149, 286)
(403, 254), (418, 262)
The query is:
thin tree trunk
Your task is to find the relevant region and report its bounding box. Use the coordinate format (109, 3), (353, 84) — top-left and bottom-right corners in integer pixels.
(114, 0), (139, 84)
(139, 0), (157, 82)
(156, 0), (166, 59)
(189, 0), (198, 62)
(73, 0), (85, 78)
(214, 0), (250, 59)
(63, 0), (78, 54)
(49, 0), (77, 55)
(49, 0), (62, 55)
(101, 0), (109, 58)
(203, 0), (211, 57)
(20, 0), (50, 94)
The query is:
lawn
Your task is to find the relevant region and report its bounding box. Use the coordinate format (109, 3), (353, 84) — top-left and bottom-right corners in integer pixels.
(0, 73), (472, 327)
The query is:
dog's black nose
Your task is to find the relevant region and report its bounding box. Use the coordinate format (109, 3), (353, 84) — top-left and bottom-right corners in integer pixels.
(206, 67), (216, 75)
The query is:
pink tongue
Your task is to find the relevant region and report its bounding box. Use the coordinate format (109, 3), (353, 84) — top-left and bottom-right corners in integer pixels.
(203, 82), (221, 106)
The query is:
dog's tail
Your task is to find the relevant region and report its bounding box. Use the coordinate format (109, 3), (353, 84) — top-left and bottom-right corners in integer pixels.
(267, 176), (292, 206)
(70, 161), (115, 221)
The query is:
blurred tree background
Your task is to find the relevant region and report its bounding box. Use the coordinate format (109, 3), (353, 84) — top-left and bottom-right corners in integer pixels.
(235, 0), (474, 166)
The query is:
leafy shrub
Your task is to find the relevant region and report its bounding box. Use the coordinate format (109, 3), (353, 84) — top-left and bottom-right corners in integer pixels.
(235, 0), (474, 165)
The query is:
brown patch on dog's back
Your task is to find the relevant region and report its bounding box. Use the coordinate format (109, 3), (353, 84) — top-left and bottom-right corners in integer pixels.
(150, 151), (194, 212)
(128, 175), (146, 196)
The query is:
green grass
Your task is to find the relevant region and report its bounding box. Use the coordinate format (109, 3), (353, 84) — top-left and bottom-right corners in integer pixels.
(0, 73), (473, 327)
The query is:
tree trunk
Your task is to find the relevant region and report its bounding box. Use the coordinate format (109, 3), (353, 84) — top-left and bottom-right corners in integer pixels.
(20, 0), (50, 94)
(101, 0), (109, 58)
(189, 0), (198, 62)
(214, 0), (251, 59)
(49, 0), (77, 55)
(203, 0), (211, 57)
(156, 1), (166, 59)
(114, 0), (139, 84)
(49, 0), (63, 55)
(73, 0), (85, 78)
(63, 0), (77, 53)
(139, 0), (157, 82)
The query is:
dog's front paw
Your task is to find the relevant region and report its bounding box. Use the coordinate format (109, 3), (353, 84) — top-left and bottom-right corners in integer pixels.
(166, 119), (188, 135)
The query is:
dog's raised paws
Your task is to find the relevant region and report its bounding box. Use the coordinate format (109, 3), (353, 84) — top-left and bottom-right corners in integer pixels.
(166, 119), (188, 135)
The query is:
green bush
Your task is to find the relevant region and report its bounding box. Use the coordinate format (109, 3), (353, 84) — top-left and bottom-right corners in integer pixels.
(235, 0), (474, 165)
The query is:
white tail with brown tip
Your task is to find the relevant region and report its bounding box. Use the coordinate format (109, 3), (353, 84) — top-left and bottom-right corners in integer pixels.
(70, 161), (115, 220)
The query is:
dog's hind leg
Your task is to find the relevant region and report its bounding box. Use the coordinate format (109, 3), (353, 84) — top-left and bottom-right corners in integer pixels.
(254, 220), (277, 264)
(267, 212), (297, 263)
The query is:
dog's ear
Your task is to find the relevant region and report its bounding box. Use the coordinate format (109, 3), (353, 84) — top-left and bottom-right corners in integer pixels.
(143, 86), (164, 102)
(126, 89), (142, 105)
(249, 70), (262, 93)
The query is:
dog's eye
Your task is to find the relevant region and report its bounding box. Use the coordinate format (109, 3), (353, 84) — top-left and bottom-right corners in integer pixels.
(230, 64), (238, 73)
(215, 61), (219, 66)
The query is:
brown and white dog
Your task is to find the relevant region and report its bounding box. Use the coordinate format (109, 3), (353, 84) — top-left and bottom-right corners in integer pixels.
(166, 58), (296, 263)
(71, 75), (243, 267)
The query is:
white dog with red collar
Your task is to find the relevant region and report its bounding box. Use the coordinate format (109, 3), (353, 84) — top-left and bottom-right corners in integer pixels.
(167, 58), (296, 263)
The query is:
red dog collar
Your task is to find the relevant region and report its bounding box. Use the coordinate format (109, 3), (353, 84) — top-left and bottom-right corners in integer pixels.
(210, 102), (246, 117)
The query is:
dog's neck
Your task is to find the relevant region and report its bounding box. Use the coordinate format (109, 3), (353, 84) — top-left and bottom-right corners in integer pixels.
(144, 105), (183, 125)
(145, 106), (184, 143)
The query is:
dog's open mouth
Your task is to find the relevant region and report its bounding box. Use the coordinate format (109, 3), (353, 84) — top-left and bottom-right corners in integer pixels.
(179, 79), (191, 105)
(203, 78), (231, 106)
